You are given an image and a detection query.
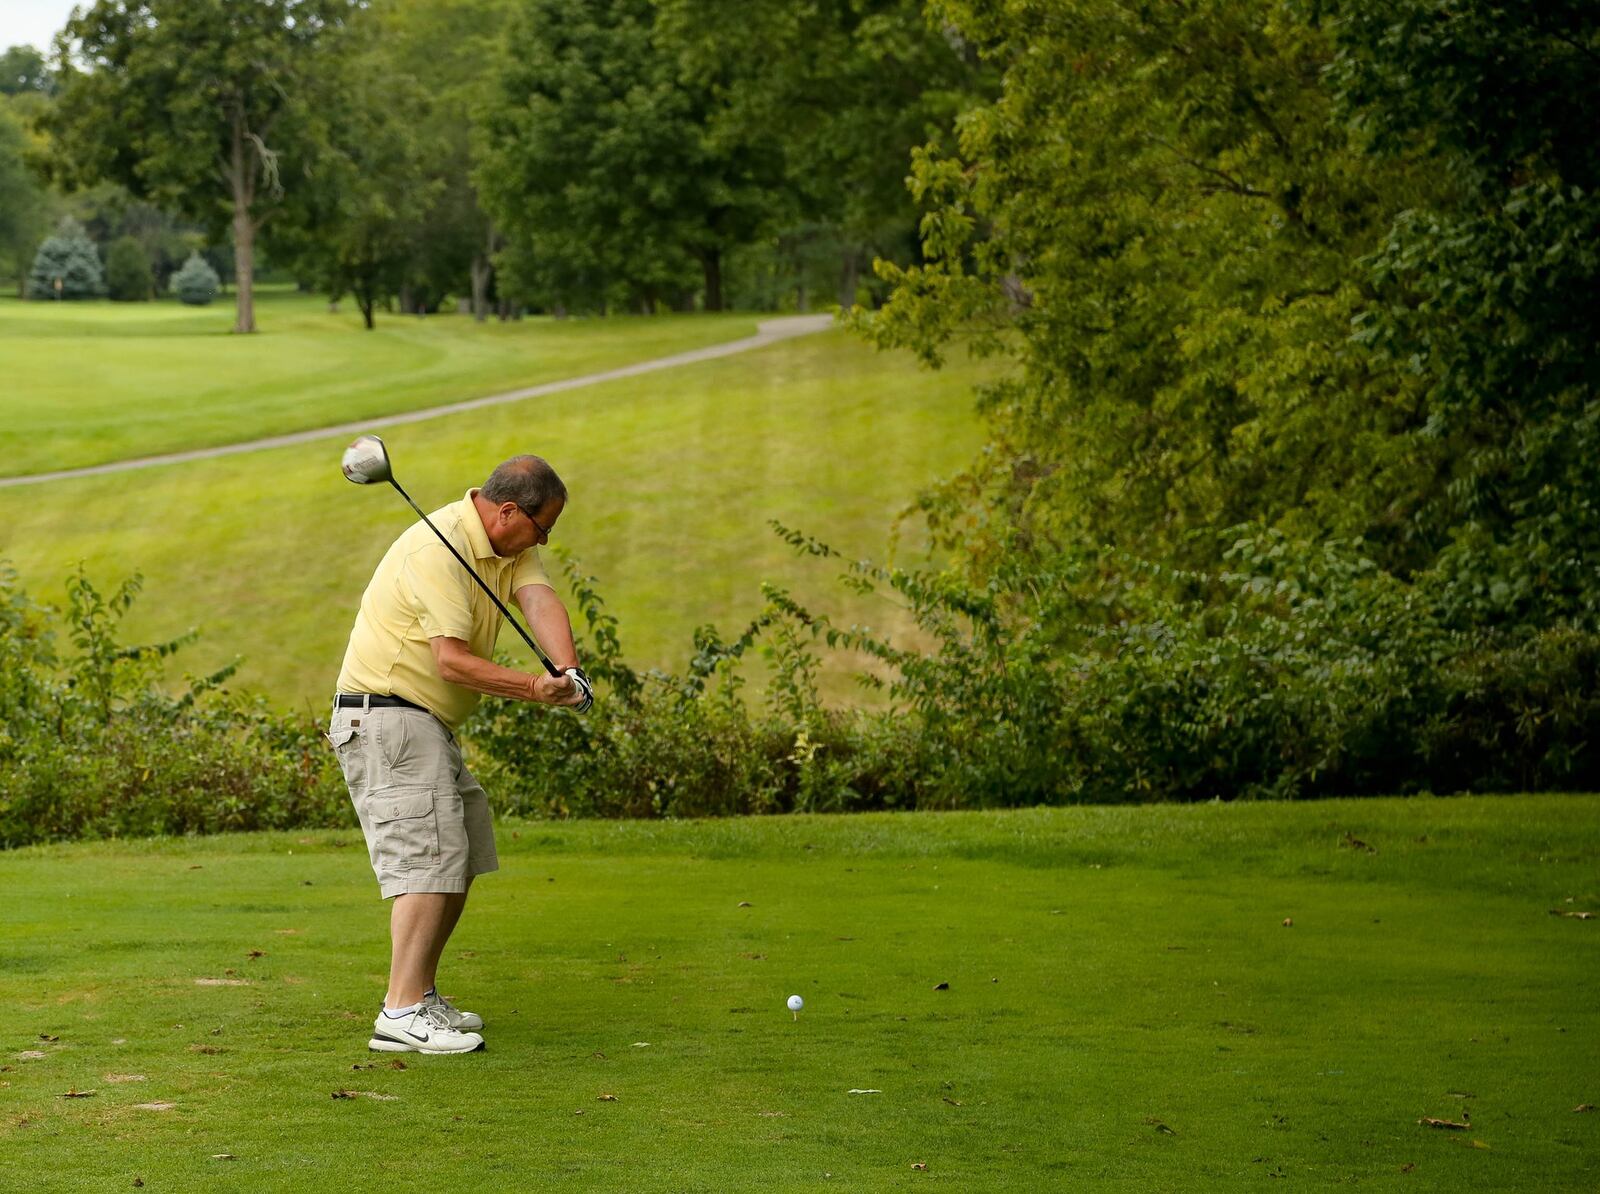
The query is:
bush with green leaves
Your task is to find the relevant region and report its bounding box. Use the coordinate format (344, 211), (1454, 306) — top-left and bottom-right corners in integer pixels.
(25, 218), (104, 300)
(104, 234), (153, 301)
(171, 250), (220, 305)
(0, 566), (348, 848)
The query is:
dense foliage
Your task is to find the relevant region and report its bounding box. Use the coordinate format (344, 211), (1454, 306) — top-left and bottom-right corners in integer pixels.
(170, 250), (220, 305)
(0, 568), (346, 848)
(25, 217), (103, 299)
(104, 233), (152, 301)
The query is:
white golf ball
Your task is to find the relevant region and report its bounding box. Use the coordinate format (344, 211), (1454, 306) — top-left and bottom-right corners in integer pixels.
(786, 995), (804, 1012)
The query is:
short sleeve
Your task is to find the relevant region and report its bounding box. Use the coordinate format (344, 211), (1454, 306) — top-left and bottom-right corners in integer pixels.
(401, 542), (474, 639)
(510, 547), (551, 594)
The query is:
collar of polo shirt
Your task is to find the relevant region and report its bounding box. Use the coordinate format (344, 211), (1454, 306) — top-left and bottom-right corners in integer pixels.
(461, 489), (502, 560)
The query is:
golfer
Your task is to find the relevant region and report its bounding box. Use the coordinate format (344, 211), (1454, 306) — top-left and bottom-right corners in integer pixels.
(328, 454), (588, 1054)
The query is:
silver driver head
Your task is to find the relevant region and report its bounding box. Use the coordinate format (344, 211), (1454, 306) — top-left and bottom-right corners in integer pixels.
(341, 434), (392, 484)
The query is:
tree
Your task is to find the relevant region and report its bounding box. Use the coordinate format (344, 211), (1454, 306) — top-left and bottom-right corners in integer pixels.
(0, 45), (53, 95)
(47, 1), (354, 333)
(1319, 0), (1600, 626)
(476, 0), (781, 312)
(853, 1), (1426, 576)
(275, 27), (440, 330)
(656, 0), (987, 307)
(27, 218), (105, 299)
(171, 250), (220, 305)
(0, 98), (52, 292)
(104, 234), (152, 300)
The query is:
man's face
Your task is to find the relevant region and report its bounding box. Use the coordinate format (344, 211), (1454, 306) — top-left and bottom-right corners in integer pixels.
(488, 496), (564, 556)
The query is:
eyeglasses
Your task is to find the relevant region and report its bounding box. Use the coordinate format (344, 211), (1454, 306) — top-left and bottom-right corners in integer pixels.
(518, 504), (552, 542)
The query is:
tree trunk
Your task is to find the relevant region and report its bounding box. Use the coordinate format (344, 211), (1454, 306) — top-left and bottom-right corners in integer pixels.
(228, 123), (257, 334)
(470, 255), (492, 322)
(701, 249), (723, 312)
(231, 207), (256, 334)
(358, 281), (375, 330)
(837, 249), (860, 309)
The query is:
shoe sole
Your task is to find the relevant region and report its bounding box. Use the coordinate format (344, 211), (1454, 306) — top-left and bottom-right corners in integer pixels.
(368, 1034), (485, 1055)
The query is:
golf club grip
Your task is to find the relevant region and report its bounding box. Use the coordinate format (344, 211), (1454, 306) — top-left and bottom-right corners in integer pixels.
(390, 481), (563, 678)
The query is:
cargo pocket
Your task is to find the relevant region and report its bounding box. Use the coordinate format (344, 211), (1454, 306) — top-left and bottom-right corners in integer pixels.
(369, 786), (439, 869)
(325, 727), (358, 750)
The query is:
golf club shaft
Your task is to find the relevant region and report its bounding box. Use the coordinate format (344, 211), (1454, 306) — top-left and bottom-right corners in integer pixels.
(388, 478), (563, 678)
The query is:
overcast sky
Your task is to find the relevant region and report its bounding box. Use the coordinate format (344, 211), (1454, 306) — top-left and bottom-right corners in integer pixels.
(2, 0), (81, 53)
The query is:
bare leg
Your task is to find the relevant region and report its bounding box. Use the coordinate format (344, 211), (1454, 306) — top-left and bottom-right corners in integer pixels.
(385, 882), (470, 1008)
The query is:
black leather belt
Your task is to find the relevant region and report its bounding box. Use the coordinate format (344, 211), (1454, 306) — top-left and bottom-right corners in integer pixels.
(335, 693), (430, 713)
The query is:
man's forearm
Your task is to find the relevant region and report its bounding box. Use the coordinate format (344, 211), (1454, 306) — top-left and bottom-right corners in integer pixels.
(434, 644), (541, 701)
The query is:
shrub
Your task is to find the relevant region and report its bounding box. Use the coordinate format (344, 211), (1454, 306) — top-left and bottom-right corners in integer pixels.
(26, 218), (104, 300)
(171, 251), (220, 305)
(105, 235), (153, 301)
(0, 566), (349, 848)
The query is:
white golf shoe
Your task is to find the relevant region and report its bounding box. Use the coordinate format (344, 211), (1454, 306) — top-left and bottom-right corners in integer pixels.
(423, 989), (484, 1032)
(369, 1004), (484, 1054)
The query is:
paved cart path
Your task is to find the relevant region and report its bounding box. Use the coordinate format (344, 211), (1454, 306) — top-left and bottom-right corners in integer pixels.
(1, 314), (835, 489)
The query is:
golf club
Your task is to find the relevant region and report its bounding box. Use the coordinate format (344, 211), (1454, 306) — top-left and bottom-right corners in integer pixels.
(340, 433), (564, 679)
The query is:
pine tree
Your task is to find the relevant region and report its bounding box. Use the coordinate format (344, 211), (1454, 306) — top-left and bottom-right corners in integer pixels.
(27, 219), (105, 300)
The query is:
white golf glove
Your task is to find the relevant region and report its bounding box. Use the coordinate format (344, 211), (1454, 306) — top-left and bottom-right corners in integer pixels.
(564, 666), (594, 714)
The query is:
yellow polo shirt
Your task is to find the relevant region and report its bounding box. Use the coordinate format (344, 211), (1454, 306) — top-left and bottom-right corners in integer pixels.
(336, 489), (551, 729)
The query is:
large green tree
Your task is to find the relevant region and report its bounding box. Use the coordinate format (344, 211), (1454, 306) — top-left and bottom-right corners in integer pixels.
(476, 0), (780, 312)
(656, 0), (985, 307)
(852, 1), (1448, 580)
(1319, 0), (1600, 626)
(47, 0), (353, 332)
(0, 99), (53, 292)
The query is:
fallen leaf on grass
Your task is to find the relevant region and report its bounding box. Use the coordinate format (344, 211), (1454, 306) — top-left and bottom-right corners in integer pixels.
(187, 865), (203, 870)
(847, 1089), (882, 1095)
(933, 982), (949, 991)
(1145, 1117), (1176, 1135)
(596, 1093), (618, 1102)
(133, 1178), (144, 1187)
(630, 1042), (650, 1048)
(1282, 918), (1294, 927)
(757, 1111), (786, 1118)
(332, 1090), (398, 1101)
(132, 1102), (177, 1111)
(1549, 909), (1595, 920)
(102, 1074), (147, 1084)
(737, 901), (753, 908)
(246, 950), (266, 959)
(189, 1045), (225, 1055)
(1418, 1114), (1470, 1130)
(210, 1154), (236, 1161)
(942, 1097), (963, 1106)
(58, 1090), (96, 1099)
(1463, 1139), (1491, 1150)
(1399, 1162), (1416, 1173)
(193, 979), (250, 987)
(1340, 833), (1376, 854)
(274, 928), (301, 935)
(16, 1051), (48, 1061)
(910, 1162), (927, 1170)
(1574, 1104), (1595, 1113)
(39, 1033), (59, 1043)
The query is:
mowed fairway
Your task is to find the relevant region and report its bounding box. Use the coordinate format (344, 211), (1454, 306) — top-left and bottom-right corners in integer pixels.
(0, 290), (759, 476)
(0, 324), (987, 706)
(1, 796), (1596, 1191)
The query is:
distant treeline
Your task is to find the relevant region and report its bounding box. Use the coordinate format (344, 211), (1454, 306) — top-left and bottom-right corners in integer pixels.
(0, 0), (988, 331)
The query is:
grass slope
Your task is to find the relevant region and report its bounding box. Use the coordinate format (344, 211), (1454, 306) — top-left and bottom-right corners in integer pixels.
(1, 796), (1596, 1191)
(0, 288), (757, 475)
(0, 329), (987, 707)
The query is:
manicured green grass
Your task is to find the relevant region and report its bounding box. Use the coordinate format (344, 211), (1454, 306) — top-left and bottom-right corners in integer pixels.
(0, 287), (758, 475)
(0, 329), (987, 707)
(1, 796), (1595, 1190)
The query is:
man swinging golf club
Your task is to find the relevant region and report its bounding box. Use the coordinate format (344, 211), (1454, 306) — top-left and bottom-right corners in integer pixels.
(330, 437), (592, 1054)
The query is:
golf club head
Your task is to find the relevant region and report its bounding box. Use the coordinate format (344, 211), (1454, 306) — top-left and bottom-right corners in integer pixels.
(341, 434), (392, 485)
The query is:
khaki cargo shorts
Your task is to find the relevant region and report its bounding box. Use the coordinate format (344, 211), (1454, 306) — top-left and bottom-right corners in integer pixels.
(326, 700), (498, 898)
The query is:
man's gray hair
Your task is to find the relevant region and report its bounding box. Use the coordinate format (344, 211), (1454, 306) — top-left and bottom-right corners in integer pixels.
(482, 455), (567, 511)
